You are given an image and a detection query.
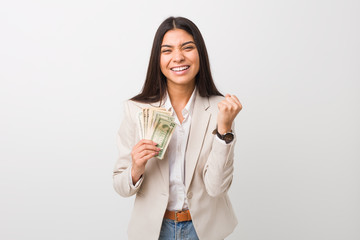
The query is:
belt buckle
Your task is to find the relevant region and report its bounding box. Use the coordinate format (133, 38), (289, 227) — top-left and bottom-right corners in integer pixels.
(175, 210), (181, 222)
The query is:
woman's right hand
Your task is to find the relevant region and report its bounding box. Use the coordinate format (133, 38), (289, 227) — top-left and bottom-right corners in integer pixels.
(131, 139), (160, 184)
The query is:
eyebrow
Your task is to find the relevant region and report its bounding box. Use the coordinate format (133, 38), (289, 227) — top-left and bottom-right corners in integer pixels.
(161, 41), (195, 48)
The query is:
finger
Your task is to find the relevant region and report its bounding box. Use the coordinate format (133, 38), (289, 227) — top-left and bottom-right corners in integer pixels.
(224, 97), (238, 108)
(133, 139), (150, 149)
(220, 99), (236, 111)
(137, 149), (159, 160)
(217, 101), (226, 110)
(140, 142), (161, 151)
(133, 149), (156, 162)
(136, 144), (161, 154)
(230, 94), (240, 104)
(138, 152), (158, 163)
(225, 95), (232, 103)
(218, 101), (234, 113)
(224, 94), (238, 104)
(230, 95), (242, 107)
(224, 95), (242, 111)
(139, 139), (158, 146)
(133, 139), (157, 153)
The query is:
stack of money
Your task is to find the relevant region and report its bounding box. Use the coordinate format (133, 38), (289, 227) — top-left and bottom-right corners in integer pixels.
(137, 108), (176, 160)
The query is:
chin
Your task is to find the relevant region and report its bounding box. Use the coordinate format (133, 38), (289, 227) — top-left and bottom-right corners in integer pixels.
(167, 78), (195, 87)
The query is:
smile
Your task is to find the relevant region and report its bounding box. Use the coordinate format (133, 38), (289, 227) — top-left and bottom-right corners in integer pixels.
(170, 65), (190, 72)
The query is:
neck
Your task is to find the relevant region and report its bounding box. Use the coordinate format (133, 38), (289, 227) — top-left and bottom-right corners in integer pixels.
(167, 82), (195, 110)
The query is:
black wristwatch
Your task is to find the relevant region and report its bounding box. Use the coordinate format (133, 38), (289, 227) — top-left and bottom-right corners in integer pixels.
(213, 128), (234, 144)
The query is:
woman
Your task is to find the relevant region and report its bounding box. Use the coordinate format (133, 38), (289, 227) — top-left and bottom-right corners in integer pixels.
(113, 16), (242, 240)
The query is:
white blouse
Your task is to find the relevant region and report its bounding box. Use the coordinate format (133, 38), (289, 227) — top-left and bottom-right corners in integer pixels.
(129, 88), (227, 211)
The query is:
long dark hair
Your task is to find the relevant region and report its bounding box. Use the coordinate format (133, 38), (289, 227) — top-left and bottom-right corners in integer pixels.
(131, 16), (222, 103)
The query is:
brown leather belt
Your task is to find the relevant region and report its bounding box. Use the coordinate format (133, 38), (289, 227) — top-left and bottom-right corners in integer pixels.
(164, 209), (192, 222)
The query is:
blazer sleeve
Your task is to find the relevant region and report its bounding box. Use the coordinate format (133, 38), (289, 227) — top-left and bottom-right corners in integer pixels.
(203, 121), (236, 197)
(113, 100), (143, 197)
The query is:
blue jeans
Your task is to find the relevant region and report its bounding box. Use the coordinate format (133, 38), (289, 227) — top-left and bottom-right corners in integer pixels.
(158, 218), (199, 240)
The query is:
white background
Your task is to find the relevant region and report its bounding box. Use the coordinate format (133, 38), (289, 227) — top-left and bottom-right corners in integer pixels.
(1, 0), (359, 239)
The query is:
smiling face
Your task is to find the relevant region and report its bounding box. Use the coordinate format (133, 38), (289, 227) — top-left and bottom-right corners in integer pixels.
(160, 29), (200, 90)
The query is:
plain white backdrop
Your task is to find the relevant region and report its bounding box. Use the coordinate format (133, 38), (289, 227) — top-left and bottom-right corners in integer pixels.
(1, 0), (359, 239)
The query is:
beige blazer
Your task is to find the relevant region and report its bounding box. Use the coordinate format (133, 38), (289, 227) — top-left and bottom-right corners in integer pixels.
(113, 91), (238, 240)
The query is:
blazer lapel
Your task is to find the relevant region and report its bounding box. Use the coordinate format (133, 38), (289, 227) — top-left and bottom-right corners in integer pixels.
(185, 91), (211, 193)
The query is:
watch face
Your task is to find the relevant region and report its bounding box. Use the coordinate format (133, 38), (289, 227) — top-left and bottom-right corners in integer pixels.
(224, 133), (234, 143)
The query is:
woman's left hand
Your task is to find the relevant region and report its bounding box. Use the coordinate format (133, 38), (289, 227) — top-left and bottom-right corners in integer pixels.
(217, 94), (242, 134)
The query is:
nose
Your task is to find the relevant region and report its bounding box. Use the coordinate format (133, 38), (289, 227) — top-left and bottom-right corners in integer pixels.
(172, 49), (185, 62)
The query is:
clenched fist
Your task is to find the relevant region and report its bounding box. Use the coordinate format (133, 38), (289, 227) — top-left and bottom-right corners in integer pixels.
(217, 94), (242, 134)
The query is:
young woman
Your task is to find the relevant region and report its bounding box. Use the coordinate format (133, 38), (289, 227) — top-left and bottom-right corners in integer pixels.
(113, 16), (242, 240)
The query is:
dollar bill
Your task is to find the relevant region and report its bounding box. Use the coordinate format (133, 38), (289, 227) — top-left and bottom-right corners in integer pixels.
(137, 111), (144, 139)
(150, 117), (176, 159)
(137, 107), (176, 159)
(148, 112), (174, 139)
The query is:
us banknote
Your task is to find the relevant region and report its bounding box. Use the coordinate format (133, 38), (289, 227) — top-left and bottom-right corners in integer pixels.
(137, 108), (176, 159)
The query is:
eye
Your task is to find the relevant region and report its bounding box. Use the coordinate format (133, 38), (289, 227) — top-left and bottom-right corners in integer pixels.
(161, 49), (171, 53)
(184, 46), (195, 51)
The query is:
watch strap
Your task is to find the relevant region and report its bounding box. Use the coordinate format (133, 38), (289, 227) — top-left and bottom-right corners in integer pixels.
(212, 128), (234, 144)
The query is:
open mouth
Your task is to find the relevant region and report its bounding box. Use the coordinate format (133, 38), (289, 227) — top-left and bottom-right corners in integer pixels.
(170, 65), (190, 72)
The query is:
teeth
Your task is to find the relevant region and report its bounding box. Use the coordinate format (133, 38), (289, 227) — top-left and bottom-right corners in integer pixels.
(171, 66), (189, 71)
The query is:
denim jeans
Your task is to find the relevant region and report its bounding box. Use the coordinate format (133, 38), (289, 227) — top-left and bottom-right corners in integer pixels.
(158, 218), (199, 240)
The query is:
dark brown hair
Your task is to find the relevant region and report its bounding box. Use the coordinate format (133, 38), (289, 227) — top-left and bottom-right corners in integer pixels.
(131, 16), (222, 103)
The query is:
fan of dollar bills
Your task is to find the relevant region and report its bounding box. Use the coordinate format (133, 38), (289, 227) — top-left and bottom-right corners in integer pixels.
(137, 108), (176, 160)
